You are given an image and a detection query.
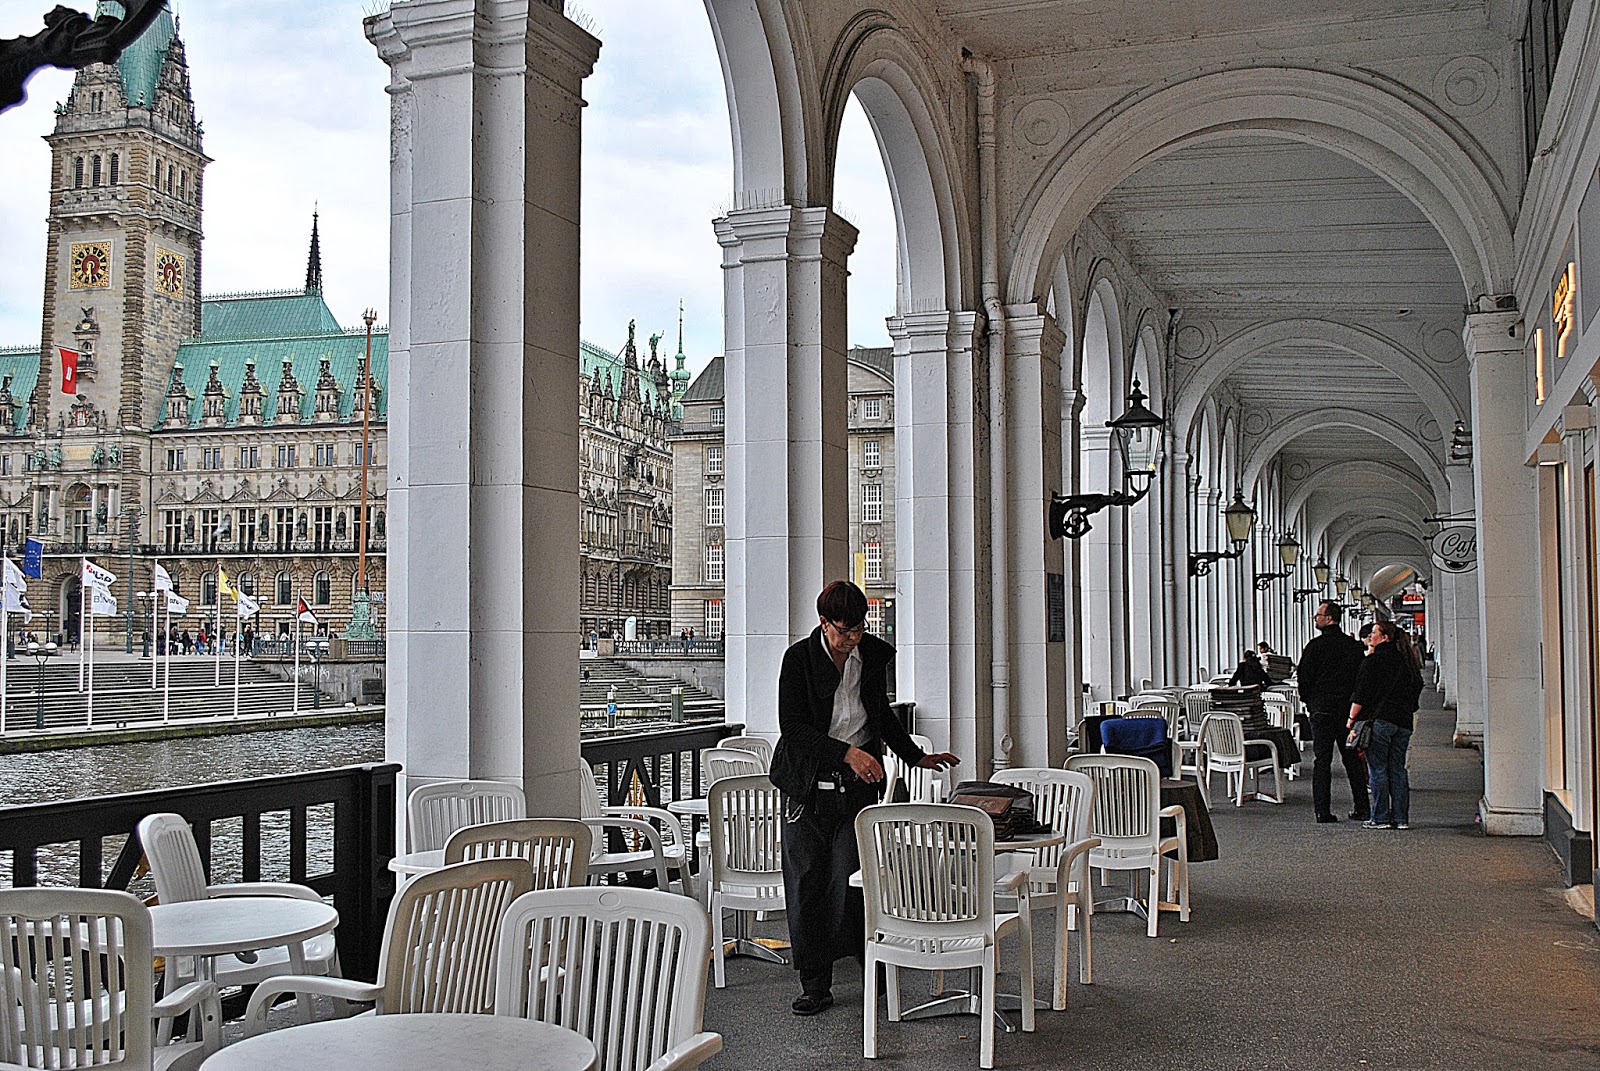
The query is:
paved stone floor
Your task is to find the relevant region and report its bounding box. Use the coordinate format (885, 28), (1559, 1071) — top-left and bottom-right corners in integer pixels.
(700, 690), (1600, 1070)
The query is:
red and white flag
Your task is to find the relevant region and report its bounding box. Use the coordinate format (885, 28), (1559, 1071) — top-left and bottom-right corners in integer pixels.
(59, 348), (78, 395)
(297, 598), (318, 626)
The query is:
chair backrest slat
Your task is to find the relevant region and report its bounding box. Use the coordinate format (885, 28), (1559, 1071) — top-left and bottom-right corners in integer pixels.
(1201, 712), (1246, 759)
(443, 819), (592, 890)
(990, 768), (1094, 873)
(707, 775), (784, 887)
(855, 803), (995, 945)
(407, 780), (528, 853)
(495, 887), (711, 1071)
(1063, 754), (1161, 847)
(702, 748), (764, 786)
(715, 736), (773, 769)
(136, 812), (210, 905)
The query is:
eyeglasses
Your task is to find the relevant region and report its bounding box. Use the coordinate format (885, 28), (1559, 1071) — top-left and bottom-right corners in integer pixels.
(828, 620), (867, 638)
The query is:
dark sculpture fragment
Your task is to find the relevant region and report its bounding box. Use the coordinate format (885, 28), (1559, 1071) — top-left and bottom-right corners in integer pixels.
(1, 1), (166, 115)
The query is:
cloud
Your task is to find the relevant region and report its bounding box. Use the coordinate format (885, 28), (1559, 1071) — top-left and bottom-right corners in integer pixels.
(0, 0), (898, 376)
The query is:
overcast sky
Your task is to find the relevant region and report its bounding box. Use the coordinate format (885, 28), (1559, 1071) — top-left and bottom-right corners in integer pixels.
(0, 0), (897, 374)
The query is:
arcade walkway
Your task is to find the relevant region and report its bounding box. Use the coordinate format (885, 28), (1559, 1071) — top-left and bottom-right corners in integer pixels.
(705, 685), (1600, 1070)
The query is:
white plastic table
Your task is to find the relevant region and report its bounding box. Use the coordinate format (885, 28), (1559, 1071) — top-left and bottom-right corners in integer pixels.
(199, 1013), (597, 1071)
(387, 849), (445, 877)
(149, 897), (339, 981)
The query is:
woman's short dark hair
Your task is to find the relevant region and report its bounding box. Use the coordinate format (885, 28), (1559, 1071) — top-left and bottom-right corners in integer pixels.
(817, 580), (868, 626)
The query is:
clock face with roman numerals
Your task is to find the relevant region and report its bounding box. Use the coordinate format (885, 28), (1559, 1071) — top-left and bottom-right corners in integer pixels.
(155, 248), (185, 297)
(70, 242), (111, 289)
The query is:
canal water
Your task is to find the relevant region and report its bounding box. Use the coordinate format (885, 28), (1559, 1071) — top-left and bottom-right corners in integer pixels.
(0, 722), (386, 888)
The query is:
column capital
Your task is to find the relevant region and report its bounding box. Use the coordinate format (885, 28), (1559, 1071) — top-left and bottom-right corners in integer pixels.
(1462, 309), (1522, 362)
(1061, 388), (1087, 419)
(1002, 304), (1067, 361)
(713, 205), (858, 263)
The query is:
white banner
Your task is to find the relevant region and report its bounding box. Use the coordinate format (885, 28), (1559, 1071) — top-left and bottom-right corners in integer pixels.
(89, 585), (118, 617)
(82, 559), (117, 591)
(3, 558), (25, 593)
(153, 563), (173, 593)
(236, 592), (260, 619)
(166, 591), (190, 615)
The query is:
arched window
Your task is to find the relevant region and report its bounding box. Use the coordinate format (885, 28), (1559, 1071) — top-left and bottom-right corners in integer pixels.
(200, 571), (217, 607)
(275, 571), (292, 605)
(153, 159), (160, 187)
(91, 155), (101, 186)
(239, 572), (255, 596)
(314, 571), (331, 606)
(73, 157), (84, 188)
(109, 153), (119, 185)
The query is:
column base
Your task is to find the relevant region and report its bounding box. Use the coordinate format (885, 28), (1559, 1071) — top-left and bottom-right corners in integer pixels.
(1478, 798), (1544, 836)
(1451, 729), (1482, 748)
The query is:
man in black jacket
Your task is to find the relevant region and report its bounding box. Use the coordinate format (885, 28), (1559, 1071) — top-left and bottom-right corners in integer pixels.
(1296, 600), (1369, 822)
(769, 580), (958, 1015)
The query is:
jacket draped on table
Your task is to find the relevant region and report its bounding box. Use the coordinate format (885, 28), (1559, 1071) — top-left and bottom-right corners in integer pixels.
(768, 627), (926, 808)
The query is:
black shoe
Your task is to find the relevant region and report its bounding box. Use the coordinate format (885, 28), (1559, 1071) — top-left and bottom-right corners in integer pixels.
(1315, 813), (1339, 824)
(792, 991), (834, 1016)
(1348, 810), (1370, 821)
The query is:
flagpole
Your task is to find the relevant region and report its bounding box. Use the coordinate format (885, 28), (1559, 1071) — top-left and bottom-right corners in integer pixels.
(214, 564), (222, 686)
(85, 600), (93, 728)
(2, 579), (9, 738)
(294, 607), (301, 716)
(162, 596), (171, 724)
(232, 598), (241, 719)
(78, 560), (86, 692)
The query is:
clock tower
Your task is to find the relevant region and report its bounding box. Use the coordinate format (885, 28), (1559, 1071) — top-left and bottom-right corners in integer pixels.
(40, 4), (208, 435)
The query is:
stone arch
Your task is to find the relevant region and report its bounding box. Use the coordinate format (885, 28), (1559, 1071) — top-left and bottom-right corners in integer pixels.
(820, 19), (972, 311)
(1310, 498), (1433, 553)
(1172, 319), (1463, 448)
(1240, 408), (1445, 495)
(1329, 520), (1432, 565)
(1283, 458), (1439, 520)
(1006, 66), (1514, 305)
(703, 0), (816, 205)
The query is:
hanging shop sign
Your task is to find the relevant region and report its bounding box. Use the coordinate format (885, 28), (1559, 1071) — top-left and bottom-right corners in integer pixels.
(1430, 523), (1477, 573)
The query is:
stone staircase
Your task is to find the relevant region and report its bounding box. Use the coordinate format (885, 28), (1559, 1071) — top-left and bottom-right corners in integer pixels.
(0, 657), (328, 733)
(579, 659), (721, 722)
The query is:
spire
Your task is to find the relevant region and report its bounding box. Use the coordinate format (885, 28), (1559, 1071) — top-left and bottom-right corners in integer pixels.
(669, 299), (691, 420)
(305, 207), (323, 293)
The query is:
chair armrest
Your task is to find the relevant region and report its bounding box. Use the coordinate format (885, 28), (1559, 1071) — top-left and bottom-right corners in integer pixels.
(1054, 837), (1101, 886)
(1158, 804), (1187, 846)
(995, 870), (1029, 895)
(583, 816), (668, 860)
(603, 806), (688, 850)
(1243, 739), (1281, 764)
(244, 976), (380, 1036)
(644, 1031), (723, 1071)
(206, 882), (324, 902)
(154, 979), (222, 1059)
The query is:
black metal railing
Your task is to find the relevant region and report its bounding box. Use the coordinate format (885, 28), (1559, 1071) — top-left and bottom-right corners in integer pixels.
(581, 721), (742, 809)
(612, 637), (724, 656)
(0, 763), (398, 981)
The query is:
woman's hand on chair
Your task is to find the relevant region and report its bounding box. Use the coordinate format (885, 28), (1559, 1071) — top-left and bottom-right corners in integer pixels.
(916, 752), (960, 771)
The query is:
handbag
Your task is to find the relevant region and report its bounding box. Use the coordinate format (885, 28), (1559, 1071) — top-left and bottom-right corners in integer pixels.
(1346, 720), (1372, 751)
(947, 781), (1042, 840)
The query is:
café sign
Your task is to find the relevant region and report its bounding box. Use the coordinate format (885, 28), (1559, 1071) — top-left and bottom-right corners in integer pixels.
(1431, 523), (1477, 573)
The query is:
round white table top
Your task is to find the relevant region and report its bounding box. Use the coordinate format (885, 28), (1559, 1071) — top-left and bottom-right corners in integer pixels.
(388, 849), (446, 876)
(665, 798), (708, 817)
(200, 1013), (597, 1071)
(149, 897), (339, 958)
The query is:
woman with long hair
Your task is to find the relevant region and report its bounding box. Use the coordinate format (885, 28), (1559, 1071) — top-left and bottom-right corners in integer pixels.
(1346, 620), (1425, 829)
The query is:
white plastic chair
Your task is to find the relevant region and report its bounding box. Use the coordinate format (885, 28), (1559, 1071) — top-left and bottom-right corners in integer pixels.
(990, 769), (1099, 1011)
(406, 779), (528, 852)
(705, 774), (786, 988)
(244, 858), (534, 1034)
(715, 735), (772, 769)
(884, 733), (945, 803)
(0, 887), (221, 1071)
(136, 813), (340, 1009)
(702, 747), (764, 785)
(1200, 711), (1284, 806)
(1098, 700), (1130, 718)
(578, 765), (693, 896)
(494, 887), (722, 1071)
(443, 818), (592, 889)
(855, 802), (1034, 1069)
(1061, 754), (1190, 938)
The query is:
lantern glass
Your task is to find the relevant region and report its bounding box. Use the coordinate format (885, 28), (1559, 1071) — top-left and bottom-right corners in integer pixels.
(1335, 577), (1349, 599)
(1110, 379), (1164, 482)
(1313, 559), (1331, 586)
(1276, 532), (1300, 568)
(1223, 491), (1256, 547)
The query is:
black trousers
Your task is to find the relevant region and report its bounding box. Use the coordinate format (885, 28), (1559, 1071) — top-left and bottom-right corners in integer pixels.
(780, 779), (878, 993)
(1310, 711), (1369, 818)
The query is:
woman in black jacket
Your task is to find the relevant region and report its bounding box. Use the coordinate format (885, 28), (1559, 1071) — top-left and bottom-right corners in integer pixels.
(1346, 620), (1424, 829)
(1229, 649), (1272, 688)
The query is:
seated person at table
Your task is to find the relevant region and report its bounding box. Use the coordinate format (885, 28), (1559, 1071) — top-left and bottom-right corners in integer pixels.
(1229, 649), (1272, 688)
(769, 580), (958, 1017)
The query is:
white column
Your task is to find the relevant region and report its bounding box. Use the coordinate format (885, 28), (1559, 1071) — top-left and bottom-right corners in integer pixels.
(369, 0), (598, 817)
(1061, 389), (1088, 723)
(716, 207), (857, 737)
(1465, 310), (1543, 834)
(1444, 461), (1483, 742)
(891, 311), (985, 760)
(1003, 306), (1067, 767)
(1163, 449), (1190, 686)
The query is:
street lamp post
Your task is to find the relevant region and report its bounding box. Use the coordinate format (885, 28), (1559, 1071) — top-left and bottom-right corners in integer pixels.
(344, 308), (379, 641)
(27, 640), (56, 730)
(311, 638), (330, 708)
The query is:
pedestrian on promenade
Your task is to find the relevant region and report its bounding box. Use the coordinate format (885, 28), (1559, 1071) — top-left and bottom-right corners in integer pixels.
(1296, 600), (1369, 823)
(1347, 620), (1425, 830)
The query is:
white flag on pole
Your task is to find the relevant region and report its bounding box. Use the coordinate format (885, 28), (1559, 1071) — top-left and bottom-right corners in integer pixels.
(166, 591), (190, 615)
(89, 585), (117, 617)
(82, 559), (116, 592)
(153, 563), (173, 593)
(3, 559), (30, 624)
(236, 592), (260, 619)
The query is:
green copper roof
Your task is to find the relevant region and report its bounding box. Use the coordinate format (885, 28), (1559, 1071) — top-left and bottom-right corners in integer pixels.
(200, 291), (343, 341)
(163, 291), (387, 429)
(0, 348), (41, 434)
(580, 339), (672, 409)
(99, 2), (177, 109)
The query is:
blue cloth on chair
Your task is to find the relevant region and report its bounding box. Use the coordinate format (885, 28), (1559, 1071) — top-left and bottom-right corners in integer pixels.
(1102, 717), (1173, 777)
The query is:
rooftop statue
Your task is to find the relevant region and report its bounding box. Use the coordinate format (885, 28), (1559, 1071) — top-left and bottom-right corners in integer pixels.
(1, 0), (166, 114)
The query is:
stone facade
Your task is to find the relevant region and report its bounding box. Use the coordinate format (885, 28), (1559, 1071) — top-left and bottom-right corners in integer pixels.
(669, 346), (896, 639)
